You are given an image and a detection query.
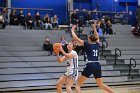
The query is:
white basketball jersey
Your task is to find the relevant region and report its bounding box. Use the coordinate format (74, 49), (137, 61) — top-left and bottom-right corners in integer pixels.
(65, 50), (78, 80)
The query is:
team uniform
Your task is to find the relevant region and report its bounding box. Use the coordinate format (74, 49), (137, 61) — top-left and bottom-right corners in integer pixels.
(64, 50), (78, 81)
(82, 41), (102, 79)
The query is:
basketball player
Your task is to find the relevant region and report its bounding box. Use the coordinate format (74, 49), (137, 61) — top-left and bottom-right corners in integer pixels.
(71, 23), (115, 93)
(55, 42), (78, 93)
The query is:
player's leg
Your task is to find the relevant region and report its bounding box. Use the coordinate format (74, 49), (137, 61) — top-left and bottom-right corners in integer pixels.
(56, 75), (67, 93)
(65, 77), (74, 93)
(76, 64), (92, 93)
(75, 75), (88, 93)
(96, 78), (115, 93)
(93, 63), (115, 93)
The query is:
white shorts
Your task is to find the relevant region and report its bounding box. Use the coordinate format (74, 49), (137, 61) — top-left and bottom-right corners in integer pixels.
(64, 68), (78, 81)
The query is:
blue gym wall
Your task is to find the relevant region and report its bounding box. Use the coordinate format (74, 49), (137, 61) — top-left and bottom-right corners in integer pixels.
(73, 0), (92, 10)
(0, 0), (3, 7)
(73, 0), (138, 26)
(11, 0), (67, 24)
(11, 0), (138, 26)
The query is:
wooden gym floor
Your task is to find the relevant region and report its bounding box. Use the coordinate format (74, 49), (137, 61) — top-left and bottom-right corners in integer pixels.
(6, 84), (140, 93)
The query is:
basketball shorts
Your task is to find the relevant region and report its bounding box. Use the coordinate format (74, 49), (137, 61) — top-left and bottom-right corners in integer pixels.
(82, 62), (102, 79)
(64, 68), (78, 81)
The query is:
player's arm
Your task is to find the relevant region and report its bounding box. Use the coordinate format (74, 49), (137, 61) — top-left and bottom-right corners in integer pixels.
(56, 52), (66, 63)
(71, 25), (84, 46)
(91, 23), (99, 43)
(60, 46), (73, 59)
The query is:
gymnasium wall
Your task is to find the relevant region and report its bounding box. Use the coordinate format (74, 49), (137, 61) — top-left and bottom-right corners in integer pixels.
(11, 0), (67, 24)
(10, 0), (138, 26)
(73, 0), (138, 26)
(0, 0), (3, 7)
(73, 0), (92, 10)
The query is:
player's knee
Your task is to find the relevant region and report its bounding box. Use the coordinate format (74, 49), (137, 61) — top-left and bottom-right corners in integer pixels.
(66, 86), (72, 93)
(75, 84), (80, 89)
(76, 80), (82, 86)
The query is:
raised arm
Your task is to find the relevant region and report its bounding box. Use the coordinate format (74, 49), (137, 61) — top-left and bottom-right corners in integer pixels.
(91, 23), (99, 43)
(71, 25), (84, 46)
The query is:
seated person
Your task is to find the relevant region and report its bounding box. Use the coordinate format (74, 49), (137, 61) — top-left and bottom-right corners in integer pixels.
(18, 9), (25, 26)
(51, 15), (59, 28)
(90, 22), (106, 42)
(70, 10), (78, 25)
(2, 8), (8, 25)
(131, 26), (140, 36)
(97, 23), (106, 41)
(25, 12), (34, 29)
(60, 36), (68, 53)
(34, 12), (43, 29)
(43, 36), (53, 55)
(84, 11), (92, 26)
(9, 9), (19, 25)
(106, 20), (113, 34)
(100, 19), (106, 34)
(43, 14), (52, 30)
(0, 12), (6, 29)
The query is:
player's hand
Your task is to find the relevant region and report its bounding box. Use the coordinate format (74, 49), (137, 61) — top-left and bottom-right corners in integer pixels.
(71, 25), (77, 32)
(59, 45), (63, 52)
(91, 22), (96, 29)
(55, 51), (59, 55)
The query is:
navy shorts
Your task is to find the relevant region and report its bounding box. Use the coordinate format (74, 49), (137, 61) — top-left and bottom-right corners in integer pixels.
(81, 62), (102, 79)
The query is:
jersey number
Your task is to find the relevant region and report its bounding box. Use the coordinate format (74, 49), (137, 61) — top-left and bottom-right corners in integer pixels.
(93, 50), (98, 57)
(66, 61), (70, 66)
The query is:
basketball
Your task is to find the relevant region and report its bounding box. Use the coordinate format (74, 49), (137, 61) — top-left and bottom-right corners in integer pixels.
(53, 43), (62, 53)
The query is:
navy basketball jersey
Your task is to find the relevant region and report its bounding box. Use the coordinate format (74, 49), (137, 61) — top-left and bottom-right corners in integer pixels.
(84, 41), (100, 62)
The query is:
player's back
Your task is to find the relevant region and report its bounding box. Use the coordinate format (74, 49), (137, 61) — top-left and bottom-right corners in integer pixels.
(84, 41), (100, 62)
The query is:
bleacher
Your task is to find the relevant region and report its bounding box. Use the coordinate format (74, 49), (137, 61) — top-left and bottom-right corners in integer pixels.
(0, 25), (140, 92)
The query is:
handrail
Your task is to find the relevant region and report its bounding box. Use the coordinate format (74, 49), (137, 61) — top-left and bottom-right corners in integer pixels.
(69, 10), (128, 14)
(0, 7), (53, 11)
(101, 39), (108, 55)
(114, 48), (121, 65)
(129, 58), (137, 75)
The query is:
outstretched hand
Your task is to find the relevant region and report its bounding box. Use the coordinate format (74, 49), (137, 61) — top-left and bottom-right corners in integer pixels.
(91, 22), (96, 29)
(71, 25), (77, 32)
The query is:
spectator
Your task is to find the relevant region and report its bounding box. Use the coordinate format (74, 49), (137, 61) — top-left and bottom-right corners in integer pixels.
(97, 23), (106, 41)
(26, 12), (34, 29)
(104, 15), (110, 23)
(84, 11), (92, 26)
(60, 36), (68, 46)
(136, 6), (140, 27)
(9, 9), (19, 25)
(70, 10), (78, 25)
(131, 26), (140, 36)
(100, 19), (106, 34)
(43, 14), (52, 30)
(18, 9), (25, 26)
(60, 36), (68, 53)
(51, 15), (59, 28)
(2, 8), (8, 25)
(0, 12), (6, 29)
(34, 12), (43, 29)
(43, 36), (53, 56)
(106, 20), (113, 34)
